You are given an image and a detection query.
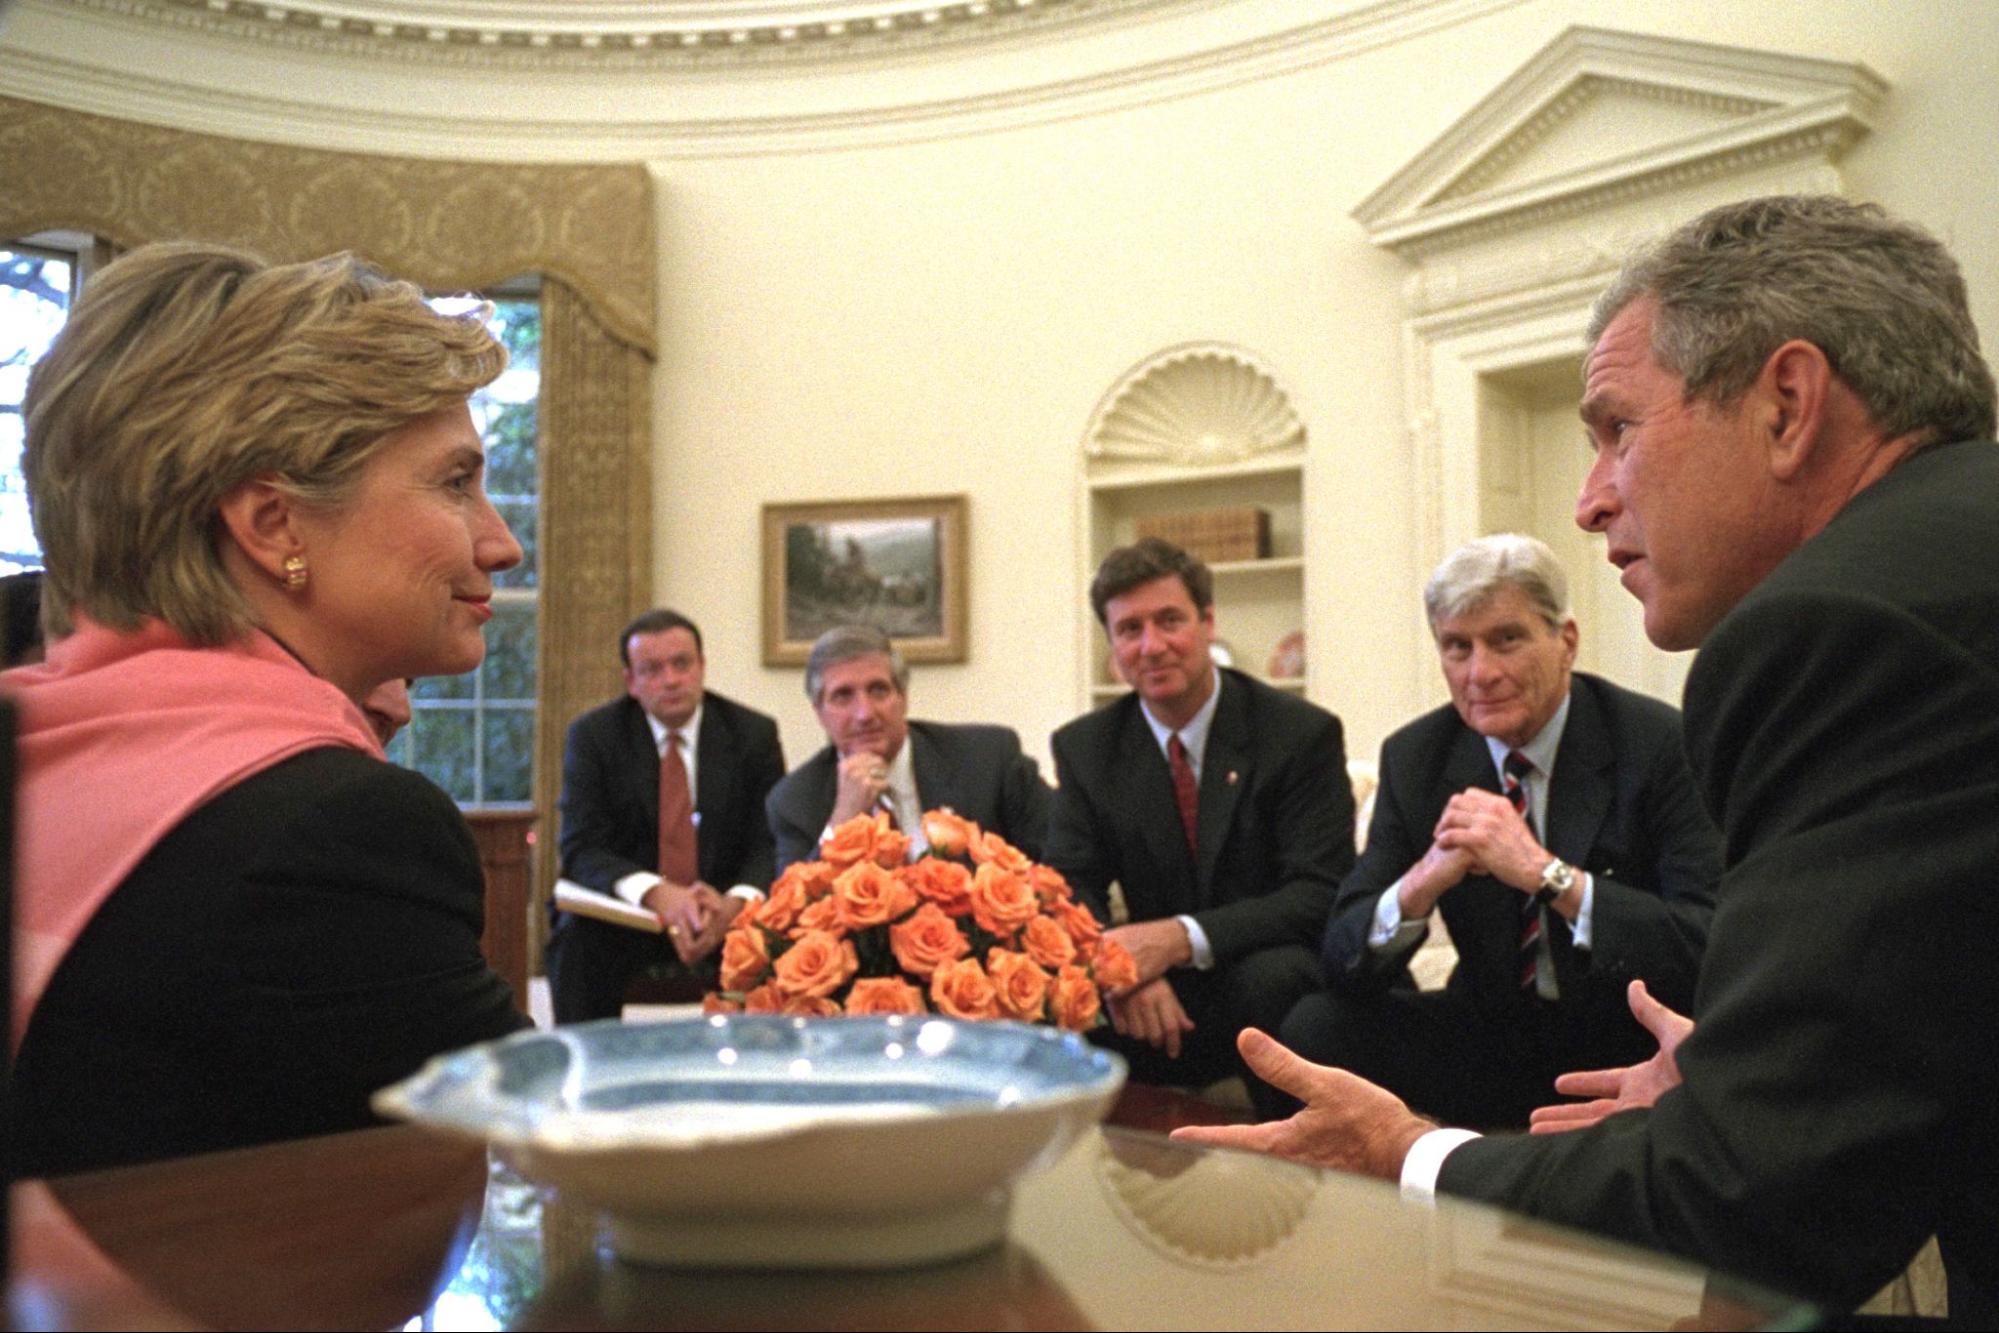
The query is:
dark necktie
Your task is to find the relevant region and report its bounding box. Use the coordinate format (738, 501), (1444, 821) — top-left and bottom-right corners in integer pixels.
(1504, 749), (1541, 991)
(1168, 733), (1199, 856)
(658, 730), (698, 886)
(874, 791), (900, 830)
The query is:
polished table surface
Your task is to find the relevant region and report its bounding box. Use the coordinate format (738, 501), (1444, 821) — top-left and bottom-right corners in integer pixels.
(8, 1113), (1818, 1331)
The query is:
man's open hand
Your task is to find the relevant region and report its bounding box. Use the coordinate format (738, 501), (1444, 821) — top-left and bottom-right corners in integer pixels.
(1171, 1029), (1434, 1180)
(1529, 980), (1692, 1134)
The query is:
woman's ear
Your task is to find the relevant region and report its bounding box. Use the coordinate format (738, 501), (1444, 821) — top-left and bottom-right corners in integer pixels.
(214, 476), (303, 585)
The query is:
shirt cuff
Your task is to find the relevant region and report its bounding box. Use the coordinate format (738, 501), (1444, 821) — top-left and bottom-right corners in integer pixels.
(1369, 882), (1429, 953)
(1399, 1127), (1481, 1201)
(613, 871), (663, 907)
(1176, 915), (1214, 970)
(726, 883), (765, 902)
(1570, 874), (1596, 950)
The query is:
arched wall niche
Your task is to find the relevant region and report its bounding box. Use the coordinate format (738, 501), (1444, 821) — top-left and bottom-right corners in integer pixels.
(1353, 25), (1884, 706)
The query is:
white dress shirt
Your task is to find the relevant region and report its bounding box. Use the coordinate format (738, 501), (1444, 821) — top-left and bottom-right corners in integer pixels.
(1137, 668), (1224, 970)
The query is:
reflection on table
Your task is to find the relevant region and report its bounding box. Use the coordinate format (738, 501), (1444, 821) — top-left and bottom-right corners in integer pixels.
(8, 1116), (1813, 1330)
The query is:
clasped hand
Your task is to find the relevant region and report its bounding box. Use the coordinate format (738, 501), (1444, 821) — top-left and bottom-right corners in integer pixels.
(1433, 788), (1549, 893)
(642, 880), (741, 965)
(1104, 918), (1197, 1057)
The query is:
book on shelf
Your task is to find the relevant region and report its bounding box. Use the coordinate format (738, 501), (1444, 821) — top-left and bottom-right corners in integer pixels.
(553, 878), (663, 934)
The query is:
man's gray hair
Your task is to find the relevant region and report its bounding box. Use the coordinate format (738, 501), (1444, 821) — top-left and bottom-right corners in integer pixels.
(804, 624), (910, 704)
(1424, 533), (1569, 630)
(1589, 195), (1996, 446)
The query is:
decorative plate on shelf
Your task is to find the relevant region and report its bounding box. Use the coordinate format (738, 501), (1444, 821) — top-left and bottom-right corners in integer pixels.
(1267, 630), (1305, 679)
(373, 1016), (1124, 1269)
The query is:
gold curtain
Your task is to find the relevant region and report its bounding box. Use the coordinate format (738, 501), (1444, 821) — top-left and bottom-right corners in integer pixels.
(0, 95), (657, 966)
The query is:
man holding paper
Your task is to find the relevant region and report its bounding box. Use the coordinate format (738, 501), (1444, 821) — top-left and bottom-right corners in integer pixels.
(545, 609), (785, 1023)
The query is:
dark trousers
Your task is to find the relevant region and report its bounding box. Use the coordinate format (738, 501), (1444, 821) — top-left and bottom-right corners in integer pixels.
(543, 914), (716, 1025)
(1277, 983), (1655, 1131)
(1089, 942), (1321, 1120)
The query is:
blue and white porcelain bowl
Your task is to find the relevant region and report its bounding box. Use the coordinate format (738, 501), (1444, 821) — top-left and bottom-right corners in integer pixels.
(374, 1016), (1125, 1268)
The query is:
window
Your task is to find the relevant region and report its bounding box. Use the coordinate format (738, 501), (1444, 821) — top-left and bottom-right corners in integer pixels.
(1, 233), (94, 575)
(387, 285), (541, 808)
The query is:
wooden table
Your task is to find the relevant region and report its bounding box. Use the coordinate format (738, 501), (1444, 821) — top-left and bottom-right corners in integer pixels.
(7, 1108), (1813, 1331)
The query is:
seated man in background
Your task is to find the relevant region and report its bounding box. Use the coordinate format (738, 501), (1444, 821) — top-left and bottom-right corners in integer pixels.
(1045, 538), (1354, 1113)
(766, 624), (1051, 870)
(545, 609), (785, 1023)
(1178, 195), (1999, 1322)
(1285, 533), (1720, 1128)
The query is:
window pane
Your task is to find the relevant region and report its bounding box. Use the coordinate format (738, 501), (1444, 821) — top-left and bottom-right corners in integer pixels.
(484, 400), (538, 498)
(1, 247), (72, 573)
(483, 598), (537, 702)
(414, 670), (474, 702)
(481, 706), (535, 804)
(408, 708), (477, 804)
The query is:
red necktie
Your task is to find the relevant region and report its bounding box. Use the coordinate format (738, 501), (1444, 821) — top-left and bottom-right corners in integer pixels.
(658, 731), (698, 886)
(1168, 734), (1199, 856)
(1504, 749), (1541, 991)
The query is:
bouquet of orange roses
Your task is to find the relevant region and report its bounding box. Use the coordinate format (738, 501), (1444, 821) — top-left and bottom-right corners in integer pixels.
(704, 808), (1138, 1030)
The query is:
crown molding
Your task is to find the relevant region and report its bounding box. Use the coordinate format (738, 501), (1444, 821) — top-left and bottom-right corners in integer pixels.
(0, 0), (1527, 158)
(1353, 26), (1885, 260)
(45, 0), (1151, 69)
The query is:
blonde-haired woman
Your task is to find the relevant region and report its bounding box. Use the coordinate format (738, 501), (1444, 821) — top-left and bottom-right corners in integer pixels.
(7, 242), (530, 1175)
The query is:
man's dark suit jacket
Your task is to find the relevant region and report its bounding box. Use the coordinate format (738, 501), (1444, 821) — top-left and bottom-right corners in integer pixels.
(1045, 668), (1355, 965)
(1322, 672), (1720, 1018)
(765, 719), (1051, 872)
(13, 748), (529, 1178)
(557, 691), (785, 896)
(1439, 439), (1999, 1321)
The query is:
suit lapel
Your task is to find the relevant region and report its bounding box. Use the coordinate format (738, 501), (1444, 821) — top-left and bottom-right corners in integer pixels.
(694, 697), (733, 880)
(908, 726), (950, 817)
(626, 699), (662, 846)
(1119, 705), (1198, 915)
(1194, 676), (1249, 904)
(1545, 684), (1613, 865)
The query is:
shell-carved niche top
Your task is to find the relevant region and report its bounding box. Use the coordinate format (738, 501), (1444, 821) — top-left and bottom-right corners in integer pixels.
(1085, 343), (1305, 465)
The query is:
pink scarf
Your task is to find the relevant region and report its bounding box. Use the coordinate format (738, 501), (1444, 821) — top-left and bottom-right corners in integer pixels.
(6, 614), (383, 1048)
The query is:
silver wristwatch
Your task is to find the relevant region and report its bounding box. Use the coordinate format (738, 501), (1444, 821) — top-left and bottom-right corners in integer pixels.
(1534, 858), (1578, 907)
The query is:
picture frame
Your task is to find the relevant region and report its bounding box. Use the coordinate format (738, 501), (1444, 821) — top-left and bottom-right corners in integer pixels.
(761, 494), (968, 666)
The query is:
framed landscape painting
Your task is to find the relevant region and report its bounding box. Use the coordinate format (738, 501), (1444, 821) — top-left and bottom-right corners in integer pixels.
(761, 494), (968, 666)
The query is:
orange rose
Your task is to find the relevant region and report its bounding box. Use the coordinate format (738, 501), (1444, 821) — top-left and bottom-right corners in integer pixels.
(929, 957), (1001, 1020)
(970, 863), (1040, 939)
(889, 901), (972, 978)
(986, 948), (1052, 1022)
(797, 895), (841, 932)
(760, 862), (828, 931)
(1053, 898), (1103, 949)
(718, 924), (771, 992)
(1021, 914), (1078, 971)
(834, 861), (920, 930)
(1091, 937), (1139, 993)
(1051, 965), (1102, 1032)
(845, 976), (928, 1016)
(818, 812), (884, 870)
(904, 858), (974, 916)
(772, 929), (859, 999)
(874, 826), (912, 868)
(967, 830), (1032, 872)
(701, 992), (741, 1015)
(782, 995), (841, 1017)
(742, 982), (785, 1014)
(920, 809), (979, 859)
(1028, 864), (1075, 905)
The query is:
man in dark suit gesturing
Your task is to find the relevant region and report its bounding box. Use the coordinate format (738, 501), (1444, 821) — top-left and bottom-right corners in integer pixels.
(545, 609), (784, 1023)
(1046, 538), (1354, 1111)
(1178, 197), (1999, 1322)
(766, 624), (1050, 872)
(1285, 533), (1720, 1128)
